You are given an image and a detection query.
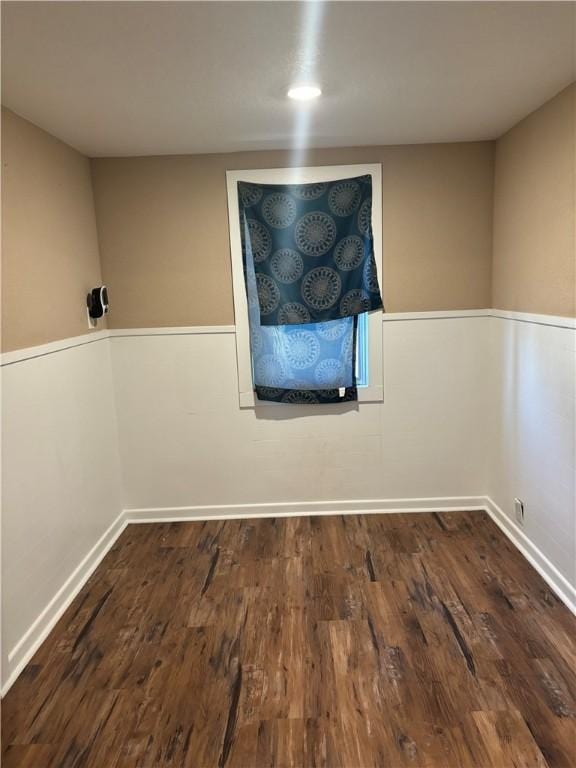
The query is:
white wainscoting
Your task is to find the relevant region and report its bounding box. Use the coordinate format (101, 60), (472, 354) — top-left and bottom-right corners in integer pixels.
(488, 313), (576, 593)
(110, 314), (491, 510)
(1, 336), (124, 691)
(2, 309), (575, 695)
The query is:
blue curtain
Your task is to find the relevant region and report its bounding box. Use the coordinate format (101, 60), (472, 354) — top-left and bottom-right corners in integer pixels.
(238, 175), (383, 404)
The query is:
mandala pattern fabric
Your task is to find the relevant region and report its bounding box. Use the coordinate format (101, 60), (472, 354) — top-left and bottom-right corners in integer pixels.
(238, 175), (384, 405)
(254, 383), (358, 405)
(242, 213), (357, 403)
(239, 175), (383, 326)
(251, 318), (358, 400)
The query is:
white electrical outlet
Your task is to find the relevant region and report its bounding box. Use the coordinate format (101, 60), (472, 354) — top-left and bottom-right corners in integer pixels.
(514, 497), (525, 526)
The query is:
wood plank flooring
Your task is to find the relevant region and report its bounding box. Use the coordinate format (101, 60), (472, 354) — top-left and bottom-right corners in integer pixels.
(2, 511), (576, 767)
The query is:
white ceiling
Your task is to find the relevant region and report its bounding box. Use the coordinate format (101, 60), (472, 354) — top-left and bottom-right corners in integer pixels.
(2, 1), (574, 157)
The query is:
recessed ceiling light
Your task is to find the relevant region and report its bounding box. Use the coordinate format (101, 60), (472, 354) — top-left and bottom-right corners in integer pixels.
(287, 84), (322, 101)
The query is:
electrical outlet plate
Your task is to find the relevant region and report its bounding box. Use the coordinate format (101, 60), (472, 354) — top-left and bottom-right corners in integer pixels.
(514, 497), (525, 526)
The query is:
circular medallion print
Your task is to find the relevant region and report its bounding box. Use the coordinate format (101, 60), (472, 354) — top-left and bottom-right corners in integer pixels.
(250, 327), (263, 355)
(317, 389), (339, 400)
(295, 212), (337, 257)
(278, 302), (311, 324)
(256, 386), (284, 400)
(363, 257), (380, 293)
(256, 273), (280, 315)
(291, 183), (327, 200)
(239, 183), (263, 208)
(281, 390), (320, 404)
(302, 267), (342, 311)
(357, 199), (372, 237)
(287, 378), (312, 390)
(317, 319), (349, 341)
(341, 333), (354, 365)
(270, 249), (303, 284)
(248, 219), (272, 262)
(256, 355), (287, 387)
(340, 289), (371, 316)
(262, 192), (297, 229)
(328, 181), (361, 217)
(334, 236), (365, 271)
(282, 330), (320, 370)
(315, 359), (346, 388)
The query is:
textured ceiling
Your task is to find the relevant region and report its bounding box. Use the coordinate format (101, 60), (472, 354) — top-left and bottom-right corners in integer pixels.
(2, 1), (574, 157)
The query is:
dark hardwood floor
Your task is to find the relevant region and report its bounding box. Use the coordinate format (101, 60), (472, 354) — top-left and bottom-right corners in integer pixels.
(2, 511), (575, 767)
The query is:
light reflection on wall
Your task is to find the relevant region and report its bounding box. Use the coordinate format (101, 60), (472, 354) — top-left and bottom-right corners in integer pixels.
(289, 0), (326, 169)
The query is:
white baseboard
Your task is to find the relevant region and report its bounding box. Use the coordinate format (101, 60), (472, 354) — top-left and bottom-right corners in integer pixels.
(4, 494), (574, 697)
(124, 495), (488, 523)
(2, 496), (484, 695)
(2, 510), (128, 697)
(483, 497), (576, 615)
(126, 496), (575, 615)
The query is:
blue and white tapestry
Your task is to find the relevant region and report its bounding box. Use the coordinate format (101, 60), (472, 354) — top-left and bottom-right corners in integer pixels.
(238, 175), (383, 404)
(239, 175), (382, 326)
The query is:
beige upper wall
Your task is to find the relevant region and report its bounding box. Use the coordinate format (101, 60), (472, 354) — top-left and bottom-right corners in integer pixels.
(1, 108), (105, 351)
(492, 83), (576, 317)
(2, 84), (573, 351)
(91, 142), (495, 328)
